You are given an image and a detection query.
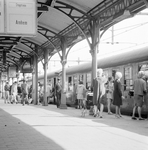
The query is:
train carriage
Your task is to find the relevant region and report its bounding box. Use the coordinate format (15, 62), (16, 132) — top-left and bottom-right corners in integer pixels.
(28, 46), (148, 116)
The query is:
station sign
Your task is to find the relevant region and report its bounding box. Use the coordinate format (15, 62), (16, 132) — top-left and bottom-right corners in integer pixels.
(8, 66), (16, 78)
(0, 0), (4, 33)
(0, 0), (37, 36)
(1, 72), (7, 81)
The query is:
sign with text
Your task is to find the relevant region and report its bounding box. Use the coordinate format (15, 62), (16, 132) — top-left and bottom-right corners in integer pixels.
(0, 0), (4, 33)
(8, 66), (16, 78)
(5, 0), (37, 36)
(1, 72), (7, 81)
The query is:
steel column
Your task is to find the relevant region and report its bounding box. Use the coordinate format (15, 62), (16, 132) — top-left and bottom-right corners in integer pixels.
(33, 47), (38, 105)
(91, 20), (100, 84)
(60, 37), (67, 109)
(43, 48), (48, 106)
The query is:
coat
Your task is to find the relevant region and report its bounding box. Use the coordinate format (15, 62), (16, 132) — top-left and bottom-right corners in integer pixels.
(113, 79), (122, 106)
(93, 76), (107, 105)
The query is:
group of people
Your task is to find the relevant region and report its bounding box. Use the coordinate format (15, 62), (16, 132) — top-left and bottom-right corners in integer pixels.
(76, 68), (148, 120)
(91, 68), (124, 118)
(4, 70), (147, 120)
(4, 80), (30, 106)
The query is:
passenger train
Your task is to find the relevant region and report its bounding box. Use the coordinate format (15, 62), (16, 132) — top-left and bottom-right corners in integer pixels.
(28, 46), (148, 116)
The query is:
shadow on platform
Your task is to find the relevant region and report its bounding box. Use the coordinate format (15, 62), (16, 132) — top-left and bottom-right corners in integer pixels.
(0, 108), (66, 150)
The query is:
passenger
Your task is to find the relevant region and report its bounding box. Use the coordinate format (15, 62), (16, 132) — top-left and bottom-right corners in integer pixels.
(21, 79), (28, 106)
(132, 71), (146, 120)
(38, 82), (40, 104)
(106, 77), (114, 115)
(4, 81), (10, 104)
(28, 84), (33, 104)
(76, 81), (87, 117)
(144, 76), (148, 120)
(113, 72), (124, 118)
(93, 68), (108, 118)
(55, 78), (62, 108)
(47, 81), (53, 104)
(11, 81), (18, 104)
(39, 84), (44, 104)
(17, 83), (22, 103)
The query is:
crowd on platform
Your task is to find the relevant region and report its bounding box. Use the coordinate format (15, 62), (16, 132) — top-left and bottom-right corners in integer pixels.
(4, 79), (33, 105)
(3, 69), (148, 120)
(75, 68), (148, 120)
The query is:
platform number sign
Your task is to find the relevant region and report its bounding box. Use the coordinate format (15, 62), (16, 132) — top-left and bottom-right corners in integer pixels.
(0, 0), (4, 33)
(0, 0), (37, 36)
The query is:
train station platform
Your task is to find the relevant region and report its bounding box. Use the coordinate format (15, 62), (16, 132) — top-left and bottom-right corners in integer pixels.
(0, 99), (148, 150)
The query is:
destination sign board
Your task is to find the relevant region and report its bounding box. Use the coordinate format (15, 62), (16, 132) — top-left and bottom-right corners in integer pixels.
(5, 0), (37, 36)
(8, 66), (16, 78)
(0, 0), (4, 33)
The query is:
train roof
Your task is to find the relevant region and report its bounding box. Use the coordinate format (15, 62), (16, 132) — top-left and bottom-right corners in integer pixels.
(34, 46), (148, 81)
(66, 46), (148, 75)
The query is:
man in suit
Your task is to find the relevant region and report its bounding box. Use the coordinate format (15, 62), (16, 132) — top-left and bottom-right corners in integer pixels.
(55, 78), (62, 108)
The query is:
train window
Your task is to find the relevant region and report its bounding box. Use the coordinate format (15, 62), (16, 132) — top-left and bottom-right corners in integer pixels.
(68, 76), (72, 83)
(124, 66), (133, 90)
(79, 74), (83, 81)
(86, 73), (91, 89)
(73, 75), (78, 84)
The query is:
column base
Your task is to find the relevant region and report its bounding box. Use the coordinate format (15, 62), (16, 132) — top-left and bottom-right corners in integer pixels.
(60, 93), (67, 109)
(59, 103), (67, 109)
(42, 103), (48, 106)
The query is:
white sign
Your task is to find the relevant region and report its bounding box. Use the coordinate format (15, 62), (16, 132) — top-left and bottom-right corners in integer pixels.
(1, 72), (7, 81)
(8, 67), (16, 78)
(5, 0), (37, 36)
(0, 0), (4, 33)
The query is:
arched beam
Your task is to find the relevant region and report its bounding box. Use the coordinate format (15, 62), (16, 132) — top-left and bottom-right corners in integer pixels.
(20, 40), (43, 64)
(53, 2), (92, 49)
(12, 48), (32, 57)
(143, 0), (148, 7)
(6, 55), (19, 66)
(38, 25), (60, 38)
(39, 31), (62, 59)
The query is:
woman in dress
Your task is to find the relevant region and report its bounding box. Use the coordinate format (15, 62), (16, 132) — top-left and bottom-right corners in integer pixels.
(113, 72), (124, 118)
(106, 77), (114, 115)
(76, 81), (87, 117)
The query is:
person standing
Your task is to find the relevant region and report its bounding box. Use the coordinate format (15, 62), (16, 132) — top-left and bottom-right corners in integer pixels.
(11, 81), (18, 104)
(55, 78), (62, 108)
(93, 68), (107, 118)
(113, 72), (124, 118)
(106, 77), (114, 115)
(76, 81), (87, 117)
(21, 80), (28, 106)
(4, 81), (10, 104)
(132, 71), (146, 120)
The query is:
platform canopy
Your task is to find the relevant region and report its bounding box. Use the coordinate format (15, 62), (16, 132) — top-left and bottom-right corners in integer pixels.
(0, 0), (148, 73)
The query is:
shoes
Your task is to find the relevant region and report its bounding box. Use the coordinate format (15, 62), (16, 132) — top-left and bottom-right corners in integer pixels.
(115, 115), (120, 118)
(93, 114), (97, 117)
(139, 118), (145, 120)
(108, 112), (113, 115)
(99, 116), (103, 118)
(131, 117), (137, 120)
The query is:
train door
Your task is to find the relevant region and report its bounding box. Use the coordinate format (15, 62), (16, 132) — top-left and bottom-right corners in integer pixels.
(68, 76), (73, 92)
(86, 73), (91, 90)
(124, 66), (133, 91)
(79, 74), (83, 82)
(53, 77), (56, 89)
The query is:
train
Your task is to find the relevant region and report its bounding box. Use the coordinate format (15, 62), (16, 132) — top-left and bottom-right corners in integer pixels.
(28, 46), (148, 116)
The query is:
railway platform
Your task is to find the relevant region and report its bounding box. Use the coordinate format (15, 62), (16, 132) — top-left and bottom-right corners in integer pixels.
(0, 99), (148, 150)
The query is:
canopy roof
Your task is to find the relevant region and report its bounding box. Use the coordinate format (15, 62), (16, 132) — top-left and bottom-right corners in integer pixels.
(0, 0), (147, 72)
